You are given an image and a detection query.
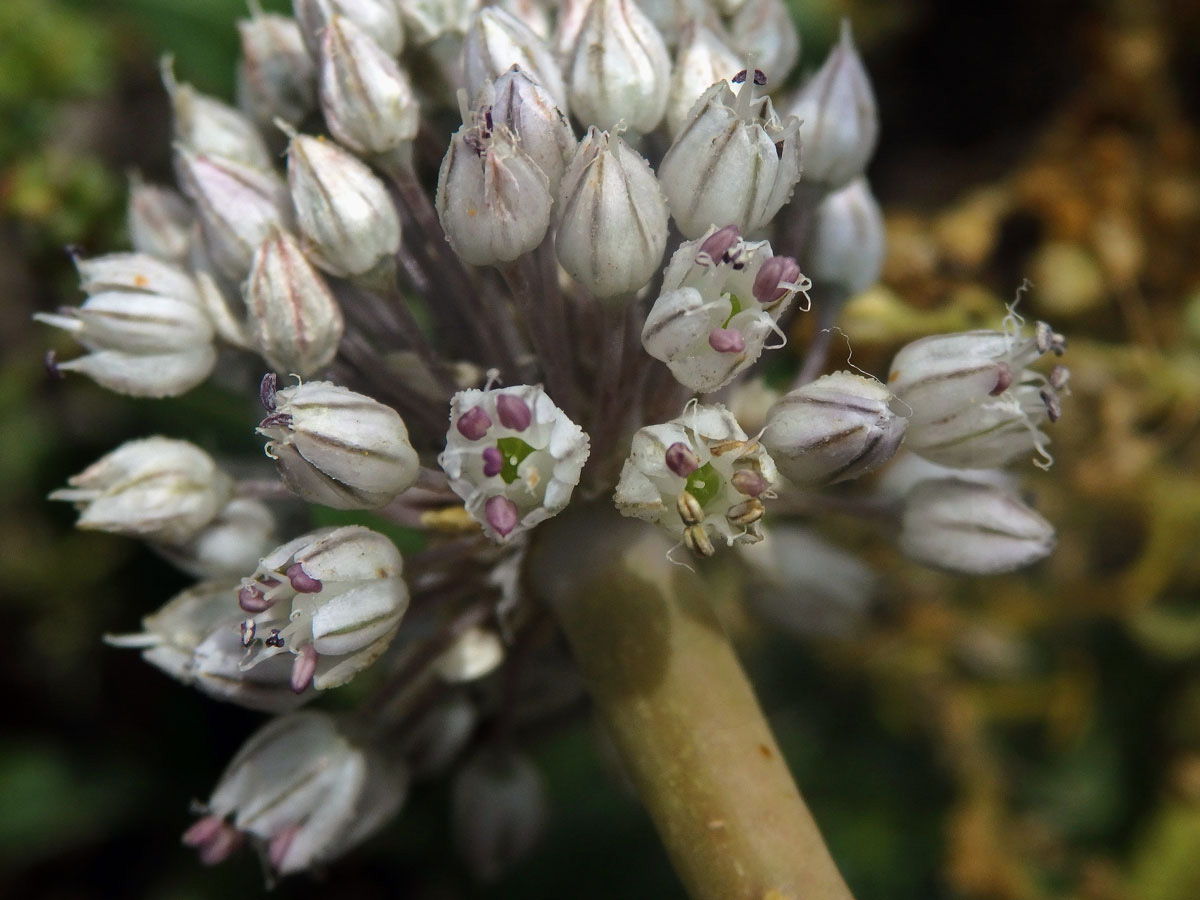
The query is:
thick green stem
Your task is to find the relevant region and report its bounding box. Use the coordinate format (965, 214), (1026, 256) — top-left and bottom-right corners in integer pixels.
(529, 507), (856, 900)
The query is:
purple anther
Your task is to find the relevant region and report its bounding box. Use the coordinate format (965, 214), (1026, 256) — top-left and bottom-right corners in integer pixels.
(753, 256), (802, 304)
(698, 225), (741, 264)
(482, 446), (503, 477)
(264, 628), (286, 649)
(731, 69), (748, 84)
(240, 618), (256, 647)
(182, 815), (225, 849)
(258, 412), (293, 429)
(989, 363), (1013, 396)
(496, 393), (532, 431)
(183, 816), (242, 866)
(457, 406), (492, 440)
(286, 562), (322, 593)
(1049, 364), (1070, 390)
(482, 106), (494, 136)
(485, 495), (520, 538)
(238, 584), (272, 613)
(665, 441), (700, 477)
(44, 350), (63, 380)
(731, 469), (769, 497)
(753, 69), (767, 86)
(267, 823), (301, 871)
(708, 327), (746, 354)
(260, 373), (278, 410)
(290, 644), (319, 694)
(1040, 387), (1063, 423)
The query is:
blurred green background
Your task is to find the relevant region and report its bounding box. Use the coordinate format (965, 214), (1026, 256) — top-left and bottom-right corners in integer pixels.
(3, 1), (1200, 898)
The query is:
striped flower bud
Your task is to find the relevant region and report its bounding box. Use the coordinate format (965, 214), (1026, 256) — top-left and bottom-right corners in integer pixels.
(490, 65), (576, 194)
(666, 22), (741, 136)
(285, 128), (402, 277)
(127, 174), (192, 263)
(658, 69), (802, 238)
(238, 525), (409, 692)
(246, 229), (345, 376)
(436, 100), (554, 266)
(642, 225), (808, 393)
(899, 478), (1055, 574)
(397, 0), (480, 45)
(258, 378), (420, 509)
(50, 437), (234, 545)
(294, 0), (405, 59)
(237, 10), (316, 126)
(786, 20), (878, 190)
(163, 60), (273, 172)
(761, 372), (907, 486)
(176, 148), (292, 282)
(888, 316), (1068, 469)
(156, 497), (277, 579)
(614, 402), (778, 556)
(319, 15), (419, 156)
(463, 7), (567, 113)
(106, 580), (302, 712)
(805, 178), (886, 296)
(185, 711), (407, 874)
(559, 0), (671, 133)
(439, 385), (590, 542)
(554, 127), (668, 300)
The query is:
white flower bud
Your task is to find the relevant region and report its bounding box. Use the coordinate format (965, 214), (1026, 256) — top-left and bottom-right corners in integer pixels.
(614, 401), (778, 554)
(237, 10), (316, 126)
(239, 525), (409, 691)
(554, 127), (668, 300)
(738, 527), (875, 638)
(435, 626), (505, 682)
(899, 478), (1055, 574)
(258, 378), (420, 509)
(439, 385), (590, 542)
(176, 148), (292, 282)
(319, 15), (419, 156)
(397, 0), (480, 45)
(285, 129), (402, 277)
(436, 102), (553, 266)
(156, 497), (278, 579)
(106, 580), (301, 712)
(786, 20), (878, 190)
(499, 0), (551, 39)
(666, 22), (741, 136)
(163, 60), (274, 171)
(294, 0), (405, 59)
(491, 65), (576, 193)
(888, 316), (1068, 469)
(127, 174), (192, 263)
(659, 71), (802, 238)
(186, 711), (407, 874)
(633, 0), (713, 48)
(451, 749), (549, 882)
(401, 694), (478, 777)
(642, 225), (808, 393)
(761, 372), (907, 486)
(50, 437), (233, 545)
(463, 7), (567, 114)
(728, 0), (800, 83)
(246, 229), (345, 376)
(805, 177), (886, 295)
(559, 0), (671, 133)
(37, 257), (218, 397)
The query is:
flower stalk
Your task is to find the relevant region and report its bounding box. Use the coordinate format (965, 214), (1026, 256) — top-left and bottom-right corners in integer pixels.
(530, 506), (856, 900)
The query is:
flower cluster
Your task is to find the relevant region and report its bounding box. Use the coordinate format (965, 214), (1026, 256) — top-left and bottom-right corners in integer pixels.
(43, 0), (1068, 883)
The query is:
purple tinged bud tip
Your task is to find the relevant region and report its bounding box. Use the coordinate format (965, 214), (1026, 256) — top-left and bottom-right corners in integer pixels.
(482, 446), (503, 477)
(260, 373), (278, 410)
(698, 225), (741, 264)
(496, 393), (532, 431)
(731, 469), (768, 496)
(708, 328), (746, 354)
(753, 256), (802, 304)
(990, 363), (1013, 396)
(665, 441), (700, 477)
(238, 584), (272, 613)
(457, 406), (492, 440)
(290, 644), (319, 693)
(286, 562), (322, 593)
(485, 495), (519, 537)
(267, 823), (301, 871)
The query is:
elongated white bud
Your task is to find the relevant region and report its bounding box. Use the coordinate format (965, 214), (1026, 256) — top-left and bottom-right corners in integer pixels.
(490, 65), (576, 193)
(452, 749), (549, 882)
(463, 7), (567, 113)
(666, 22), (741, 136)
(163, 59), (274, 171)
(805, 177), (886, 295)
(294, 0), (405, 58)
(554, 127), (668, 300)
(237, 10), (315, 126)
(127, 174), (192, 263)
(156, 497), (278, 579)
(728, 0), (800, 83)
